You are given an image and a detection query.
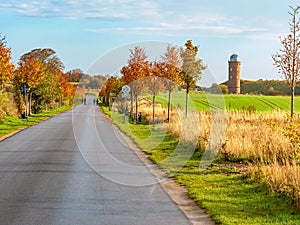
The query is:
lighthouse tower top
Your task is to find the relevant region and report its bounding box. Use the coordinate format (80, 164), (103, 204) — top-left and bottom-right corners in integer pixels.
(229, 54), (240, 62)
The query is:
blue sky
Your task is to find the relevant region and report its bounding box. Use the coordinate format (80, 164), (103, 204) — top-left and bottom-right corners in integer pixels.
(0, 0), (299, 83)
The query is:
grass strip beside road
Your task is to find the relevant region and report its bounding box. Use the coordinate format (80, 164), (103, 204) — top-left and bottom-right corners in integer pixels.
(99, 103), (300, 225)
(0, 105), (73, 139)
(174, 167), (300, 225)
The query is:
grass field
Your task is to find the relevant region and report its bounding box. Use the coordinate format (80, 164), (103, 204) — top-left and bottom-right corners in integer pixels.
(155, 92), (300, 112)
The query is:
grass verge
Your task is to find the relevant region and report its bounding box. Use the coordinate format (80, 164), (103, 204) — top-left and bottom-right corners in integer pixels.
(0, 105), (73, 138)
(174, 167), (300, 225)
(99, 102), (300, 225)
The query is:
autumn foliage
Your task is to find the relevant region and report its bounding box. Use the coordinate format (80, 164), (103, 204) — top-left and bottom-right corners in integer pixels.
(0, 35), (15, 90)
(0, 35), (17, 120)
(102, 41), (206, 122)
(121, 46), (151, 121)
(14, 55), (45, 88)
(12, 48), (76, 115)
(0, 34), (77, 119)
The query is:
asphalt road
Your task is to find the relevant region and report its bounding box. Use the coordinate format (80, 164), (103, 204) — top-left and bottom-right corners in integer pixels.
(0, 103), (193, 225)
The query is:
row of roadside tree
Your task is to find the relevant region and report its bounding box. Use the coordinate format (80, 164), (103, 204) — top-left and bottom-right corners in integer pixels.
(0, 34), (77, 120)
(99, 40), (207, 122)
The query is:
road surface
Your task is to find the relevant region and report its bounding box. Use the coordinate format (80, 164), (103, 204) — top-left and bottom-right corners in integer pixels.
(0, 103), (196, 225)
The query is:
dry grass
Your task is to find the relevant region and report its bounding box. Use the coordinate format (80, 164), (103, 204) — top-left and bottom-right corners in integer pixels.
(139, 103), (167, 124)
(139, 103), (202, 144)
(139, 104), (293, 163)
(250, 161), (300, 211)
(138, 103), (300, 210)
(221, 111), (292, 163)
(164, 109), (292, 163)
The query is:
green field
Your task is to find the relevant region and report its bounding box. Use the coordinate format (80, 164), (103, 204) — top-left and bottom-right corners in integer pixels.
(155, 92), (300, 112)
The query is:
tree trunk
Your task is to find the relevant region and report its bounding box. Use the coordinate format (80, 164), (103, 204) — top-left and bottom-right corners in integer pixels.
(29, 92), (32, 116)
(25, 94), (29, 119)
(291, 87), (295, 118)
(135, 94), (138, 123)
(167, 89), (171, 122)
(130, 92), (134, 120)
(152, 95), (155, 122)
(185, 87), (189, 118)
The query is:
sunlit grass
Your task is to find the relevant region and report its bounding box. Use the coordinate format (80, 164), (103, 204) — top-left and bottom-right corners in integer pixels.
(155, 92), (300, 112)
(0, 105), (73, 138)
(175, 168), (300, 225)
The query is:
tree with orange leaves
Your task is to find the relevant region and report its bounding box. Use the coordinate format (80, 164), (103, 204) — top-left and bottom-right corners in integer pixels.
(29, 49), (66, 113)
(15, 55), (45, 88)
(14, 48), (66, 115)
(105, 76), (117, 106)
(121, 46), (150, 122)
(0, 35), (15, 91)
(99, 85), (107, 103)
(99, 76), (123, 107)
(14, 54), (45, 116)
(59, 73), (76, 105)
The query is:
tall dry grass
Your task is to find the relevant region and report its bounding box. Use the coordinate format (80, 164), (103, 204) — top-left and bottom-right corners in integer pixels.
(139, 103), (203, 144)
(164, 109), (292, 163)
(139, 104), (293, 163)
(250, 161), (300, 211)
(221, 111), (292, 163)
(138, 104), (300, 210)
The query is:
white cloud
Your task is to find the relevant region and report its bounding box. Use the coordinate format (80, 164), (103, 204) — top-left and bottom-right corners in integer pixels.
(87, 22), (272, 40)
(0, 0), (160, 20)
(0, 0), (284, 40)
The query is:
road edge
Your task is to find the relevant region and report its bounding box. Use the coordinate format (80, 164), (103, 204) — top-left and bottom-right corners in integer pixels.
(0, 107), (74, 142)
(111, 122), (215, 225)
(0, 117), (51, 142)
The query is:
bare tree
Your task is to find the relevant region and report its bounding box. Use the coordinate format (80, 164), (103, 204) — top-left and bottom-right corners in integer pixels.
(148, 61), (165, 122)
(160, 44), (182, 122)
(273, 6), (300, 117)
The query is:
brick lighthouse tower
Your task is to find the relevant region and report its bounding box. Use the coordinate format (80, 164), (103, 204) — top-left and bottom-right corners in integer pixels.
(228, 54), (241, 94)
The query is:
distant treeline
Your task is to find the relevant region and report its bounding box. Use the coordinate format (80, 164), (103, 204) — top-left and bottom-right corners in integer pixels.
(240, 79), (300, 96)
(206, 79), (300, 95)
(65, 69), (108, 89)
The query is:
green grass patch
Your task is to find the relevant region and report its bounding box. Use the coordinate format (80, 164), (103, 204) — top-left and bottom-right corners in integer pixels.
(0, 105), (73, 138)
(174, 168), (300, 225)
(99, 102), (112, 116)
(155, 92), (300, 113)
(100, 102), (300, 224)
